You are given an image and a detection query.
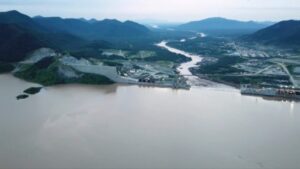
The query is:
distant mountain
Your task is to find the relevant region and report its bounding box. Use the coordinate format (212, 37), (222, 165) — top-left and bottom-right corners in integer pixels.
(177, 17), (273, 36)
(0, 22), (89, 62)
(243, 20), (300, 47)
(0, 11), (89, 62)
(0, 23), (45, 62)
(0, 10), (44, 31)
(87, 19), (98, 24)
(0, 11), (44, 62)
(33, 17), (91, 34)
(1, 10), (138, 62)
(33, 17), (150, 40)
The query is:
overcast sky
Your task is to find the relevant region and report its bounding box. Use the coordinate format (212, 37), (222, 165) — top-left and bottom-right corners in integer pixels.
(0, 0), (300, 23)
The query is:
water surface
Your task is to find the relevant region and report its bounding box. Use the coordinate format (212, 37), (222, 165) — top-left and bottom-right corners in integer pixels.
(0, 74), (300, 169)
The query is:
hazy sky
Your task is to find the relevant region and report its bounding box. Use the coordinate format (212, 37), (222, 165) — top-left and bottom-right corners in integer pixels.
(0, 0), (300, 23)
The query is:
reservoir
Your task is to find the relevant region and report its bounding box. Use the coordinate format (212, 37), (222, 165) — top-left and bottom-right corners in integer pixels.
(0, 74), (300, 169)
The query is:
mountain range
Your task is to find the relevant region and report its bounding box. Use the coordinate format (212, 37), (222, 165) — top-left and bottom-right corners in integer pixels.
(0, 10), (150, 62)
(33, 17), (150, 40)
(1, 10), (299, 63)
(177, 17), (300, 47)
(176, 17), (273, 36)
(243, 20), (300, 47)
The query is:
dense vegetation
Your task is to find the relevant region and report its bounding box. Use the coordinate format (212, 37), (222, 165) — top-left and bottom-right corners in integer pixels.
(0, 10), (152, 63)
(23, 87), (42, 95)
(14, 60), (61, 86)
(192, 56), (245, 74)
(33, 17), (150, 41)
(209, 75), (292, 87)
(2, 10), (299, 89)
(14, 57), (114, 86)
(0, 62), (14, 73)
(168, 37), (234, 57)
(243, 20), (300, 48)
(16, 94), (29, 100)
(77, 74), (114, 85)
(0, 10), (193, 66)
(0, 24), (45, 62)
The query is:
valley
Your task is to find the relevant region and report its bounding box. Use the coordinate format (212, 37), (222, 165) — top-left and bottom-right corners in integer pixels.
(1, 10), (300, 100)
(1, 4), (300, 169)
(168, 35), (300, 89)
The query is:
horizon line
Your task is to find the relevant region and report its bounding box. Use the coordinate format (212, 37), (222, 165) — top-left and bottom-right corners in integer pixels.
(2, 9), (299, 24)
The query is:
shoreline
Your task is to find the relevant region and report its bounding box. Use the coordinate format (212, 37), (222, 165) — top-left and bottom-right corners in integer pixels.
(2, 73), (298, 102)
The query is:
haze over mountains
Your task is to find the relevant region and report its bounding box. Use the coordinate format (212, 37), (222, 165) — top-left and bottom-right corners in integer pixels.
(176, 17), (274, 35)
(0, 10), (300, 63)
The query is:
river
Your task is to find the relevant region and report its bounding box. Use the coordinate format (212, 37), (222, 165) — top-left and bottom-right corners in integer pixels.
(156, 40), (203, 76)
(156, 41), (222, 86)
(0, 74), (300, 169)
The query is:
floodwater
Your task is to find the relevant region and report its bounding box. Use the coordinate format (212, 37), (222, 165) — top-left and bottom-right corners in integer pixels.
(1, 74), (300, 169)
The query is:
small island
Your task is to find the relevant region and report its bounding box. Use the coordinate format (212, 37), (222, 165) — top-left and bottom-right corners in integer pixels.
(23, 87), (43, 95)
(16, 94), (29, 100)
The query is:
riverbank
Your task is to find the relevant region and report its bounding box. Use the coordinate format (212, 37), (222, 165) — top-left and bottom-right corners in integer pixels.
(156, 40), (228, 88)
